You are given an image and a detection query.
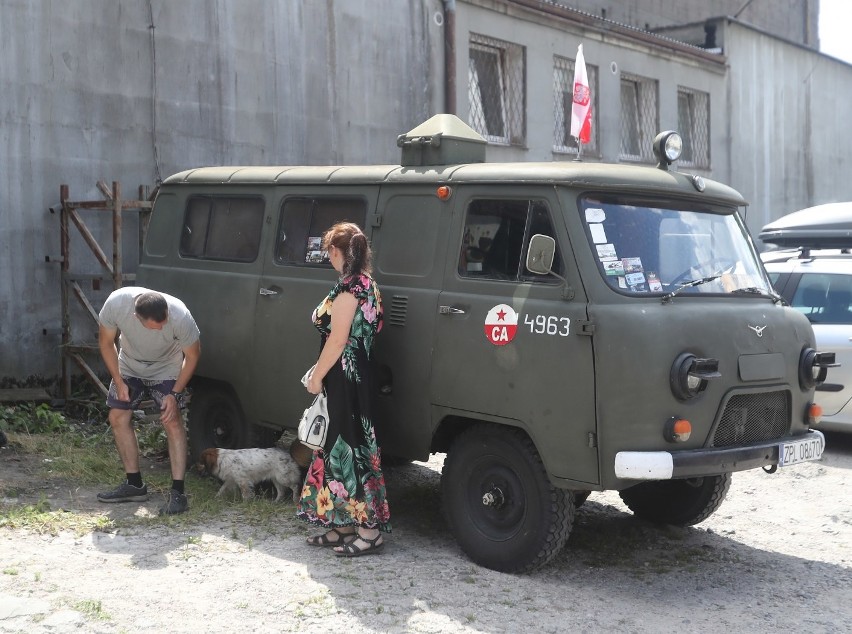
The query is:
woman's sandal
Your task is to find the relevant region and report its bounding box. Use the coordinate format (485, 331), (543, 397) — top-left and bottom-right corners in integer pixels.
(334, 533), (384, 557)
(306, 528), (355, 547)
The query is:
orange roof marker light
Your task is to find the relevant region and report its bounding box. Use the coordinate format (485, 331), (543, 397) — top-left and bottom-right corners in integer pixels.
(436, 185), (452, 200)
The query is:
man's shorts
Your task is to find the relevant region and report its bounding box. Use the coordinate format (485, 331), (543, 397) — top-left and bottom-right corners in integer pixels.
(106, 377), (178, 411)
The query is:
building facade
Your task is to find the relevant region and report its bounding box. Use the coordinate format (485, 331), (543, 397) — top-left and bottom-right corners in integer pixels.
(2, 0), (852, 380)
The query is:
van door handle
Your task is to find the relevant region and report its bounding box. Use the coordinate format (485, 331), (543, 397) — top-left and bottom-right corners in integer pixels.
(259, 287), (280, 296)
(439, 305), (465, 315)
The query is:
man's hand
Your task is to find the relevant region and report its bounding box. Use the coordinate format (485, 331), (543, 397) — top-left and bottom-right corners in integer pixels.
(114, 379), (130, 403)
(160, 394), (181, 425)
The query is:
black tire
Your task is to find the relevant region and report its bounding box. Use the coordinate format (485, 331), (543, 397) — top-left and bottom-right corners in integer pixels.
(441, 424), (574, 573)
(187, 385), (252, 462)
(574, 490), (591, 509)
(619, 473), (732, 526)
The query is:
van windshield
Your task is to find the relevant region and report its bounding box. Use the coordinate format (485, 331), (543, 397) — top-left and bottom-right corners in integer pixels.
(579, 196), (772, 297)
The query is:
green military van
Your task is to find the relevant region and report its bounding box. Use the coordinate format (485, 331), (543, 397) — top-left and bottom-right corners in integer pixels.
(137, 114), (831, 573)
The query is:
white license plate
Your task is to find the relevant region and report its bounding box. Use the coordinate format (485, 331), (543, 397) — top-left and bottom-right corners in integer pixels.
(778, 435), (824, 467)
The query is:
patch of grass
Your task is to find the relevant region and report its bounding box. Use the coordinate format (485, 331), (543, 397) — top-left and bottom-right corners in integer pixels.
(73, 599), (111, 621)
(3, 568), (18, 575)
(0, 495), (116, 536)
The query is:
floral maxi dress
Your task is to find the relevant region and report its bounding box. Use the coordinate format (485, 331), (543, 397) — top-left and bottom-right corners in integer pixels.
(296, 273), (391, 533)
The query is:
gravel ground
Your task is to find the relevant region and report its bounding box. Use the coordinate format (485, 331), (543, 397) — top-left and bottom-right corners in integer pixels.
(1, 431), (851, 634)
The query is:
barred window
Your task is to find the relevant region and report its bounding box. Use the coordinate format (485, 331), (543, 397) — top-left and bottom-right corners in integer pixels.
(468, 34), (525, 145)
(620, 73), (658, 162)
(678, 87), (711, 168)
(552, 55), (599, 155)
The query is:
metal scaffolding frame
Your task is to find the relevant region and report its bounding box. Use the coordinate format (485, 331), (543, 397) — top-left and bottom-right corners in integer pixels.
(51, 181), (155, 400)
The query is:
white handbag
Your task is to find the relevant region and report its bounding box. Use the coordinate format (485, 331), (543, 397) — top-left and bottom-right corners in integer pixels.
(298, 365), (329, 451)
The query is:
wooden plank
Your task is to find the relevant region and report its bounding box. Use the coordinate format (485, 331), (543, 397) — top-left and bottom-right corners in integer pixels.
(0, 388), (53, 403)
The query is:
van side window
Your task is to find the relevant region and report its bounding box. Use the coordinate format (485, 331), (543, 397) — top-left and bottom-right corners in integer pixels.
(179, 196), (264, 262)
(459, 199), (562, 281)
(276, 197), (367, 265)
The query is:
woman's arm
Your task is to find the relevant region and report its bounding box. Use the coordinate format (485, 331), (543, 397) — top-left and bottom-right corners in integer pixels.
(307, 291), (358, 394)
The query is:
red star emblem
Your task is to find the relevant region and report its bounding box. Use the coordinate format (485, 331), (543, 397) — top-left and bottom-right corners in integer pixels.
(496, 309), (507, 321)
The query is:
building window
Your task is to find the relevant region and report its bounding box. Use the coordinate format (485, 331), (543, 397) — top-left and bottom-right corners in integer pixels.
(619, 73), (658, 162)
(468, 34), (525, 145)
(678, 87), (710, 168)
(552, 55), (599, 155)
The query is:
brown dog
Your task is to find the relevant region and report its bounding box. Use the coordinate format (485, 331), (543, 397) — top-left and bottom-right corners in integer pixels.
(197, 447), (302, 502)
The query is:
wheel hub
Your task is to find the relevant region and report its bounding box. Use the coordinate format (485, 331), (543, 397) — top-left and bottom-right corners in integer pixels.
(482, 484), (506, 509)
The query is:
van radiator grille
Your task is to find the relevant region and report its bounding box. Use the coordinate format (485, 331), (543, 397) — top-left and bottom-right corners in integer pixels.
(712, 391), (790, 447)
(388, 295), (408, 327)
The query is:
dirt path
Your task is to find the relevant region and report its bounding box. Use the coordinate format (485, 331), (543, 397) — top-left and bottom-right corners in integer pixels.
(1, 432), (851, 634)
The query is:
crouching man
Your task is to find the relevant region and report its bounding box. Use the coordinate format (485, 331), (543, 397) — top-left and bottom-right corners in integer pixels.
(97, 287), (201, 515)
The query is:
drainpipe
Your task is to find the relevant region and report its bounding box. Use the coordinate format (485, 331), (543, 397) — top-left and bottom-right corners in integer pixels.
(443, 0), (456, 114)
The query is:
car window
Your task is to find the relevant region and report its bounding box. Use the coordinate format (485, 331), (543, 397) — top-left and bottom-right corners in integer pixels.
(275, 197), (367, 265)
(458, 199), (563, 282)
(180, 196), (265, 262)
(791, 273), (852, 324)
(580, 195), (770, 296)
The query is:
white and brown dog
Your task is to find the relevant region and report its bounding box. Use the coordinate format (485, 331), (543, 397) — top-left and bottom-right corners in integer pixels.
(198, 447), (302, 502)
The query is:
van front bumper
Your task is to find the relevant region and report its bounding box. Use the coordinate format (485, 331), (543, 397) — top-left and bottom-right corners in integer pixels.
(614, 430), (825, 480)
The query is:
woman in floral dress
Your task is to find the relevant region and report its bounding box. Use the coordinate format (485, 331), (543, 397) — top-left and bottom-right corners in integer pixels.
(297, 222), (390, 556)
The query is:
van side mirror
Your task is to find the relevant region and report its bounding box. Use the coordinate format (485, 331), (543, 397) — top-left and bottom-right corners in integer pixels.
(526, 234), (556, 275)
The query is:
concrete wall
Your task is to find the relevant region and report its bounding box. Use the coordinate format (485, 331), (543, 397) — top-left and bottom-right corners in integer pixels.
(723, 20), (852, 239)
(0, 0), (443, 379)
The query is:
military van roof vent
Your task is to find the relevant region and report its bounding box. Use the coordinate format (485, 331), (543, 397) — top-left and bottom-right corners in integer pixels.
(397, 114), (487, 167)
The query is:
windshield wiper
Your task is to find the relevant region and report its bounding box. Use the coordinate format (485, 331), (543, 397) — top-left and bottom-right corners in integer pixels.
(661, 274), (723, 303)
(731, 287), (786, 305)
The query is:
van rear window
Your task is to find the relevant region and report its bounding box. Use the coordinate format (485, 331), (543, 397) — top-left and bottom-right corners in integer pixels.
(179, 196), (264, 262)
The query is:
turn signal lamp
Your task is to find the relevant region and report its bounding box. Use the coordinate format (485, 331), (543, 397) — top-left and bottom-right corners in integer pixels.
(436, 185), (452, 200)
(664, 417), (692, 443)
(807, 402), (823, 426)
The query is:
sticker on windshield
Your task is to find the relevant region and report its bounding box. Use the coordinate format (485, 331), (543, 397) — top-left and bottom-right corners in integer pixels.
(603, 260), (625, 276)
(596, 243), (617, 260)
(622, 257), (643, 273)
(647, 272), (663, 292)
(485, 304), (518, 346)
(585, 208), (606, 223)
(589, 223), (607, 244)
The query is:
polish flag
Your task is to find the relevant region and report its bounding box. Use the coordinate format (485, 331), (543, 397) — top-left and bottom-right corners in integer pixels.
(570, 44), (592, 145)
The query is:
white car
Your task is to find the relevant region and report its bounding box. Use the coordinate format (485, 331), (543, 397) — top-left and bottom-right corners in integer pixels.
(760, 203), (852, 432)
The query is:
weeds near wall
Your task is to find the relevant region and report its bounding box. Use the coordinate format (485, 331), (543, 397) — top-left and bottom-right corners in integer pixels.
(0, 404), (66, 434)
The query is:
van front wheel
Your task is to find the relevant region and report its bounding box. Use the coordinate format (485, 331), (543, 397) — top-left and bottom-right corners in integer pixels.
(441, 424), (574, 573)
(619, 473), (731, 526)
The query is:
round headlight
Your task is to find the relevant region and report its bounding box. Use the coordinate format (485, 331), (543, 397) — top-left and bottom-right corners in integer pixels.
(671, 353), (704, 400)
(653, 131), (683, 168)
(663, 133), (683, 162)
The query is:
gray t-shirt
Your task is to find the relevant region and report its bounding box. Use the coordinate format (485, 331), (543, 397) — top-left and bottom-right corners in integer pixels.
(98, 287), (201, 380)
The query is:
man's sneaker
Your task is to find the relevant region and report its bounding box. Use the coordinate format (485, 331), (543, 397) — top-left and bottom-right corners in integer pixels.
(97, 481), (148, 503)
(159, 489), (189, 516)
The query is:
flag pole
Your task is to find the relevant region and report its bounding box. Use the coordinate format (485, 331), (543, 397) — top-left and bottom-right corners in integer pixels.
(574, 137), (583, 162)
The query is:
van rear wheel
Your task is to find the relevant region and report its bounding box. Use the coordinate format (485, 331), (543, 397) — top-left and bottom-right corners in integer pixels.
(187, 385), (254, 462)
(441, 424), (574, 573)
(618, 473), (731, 526)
